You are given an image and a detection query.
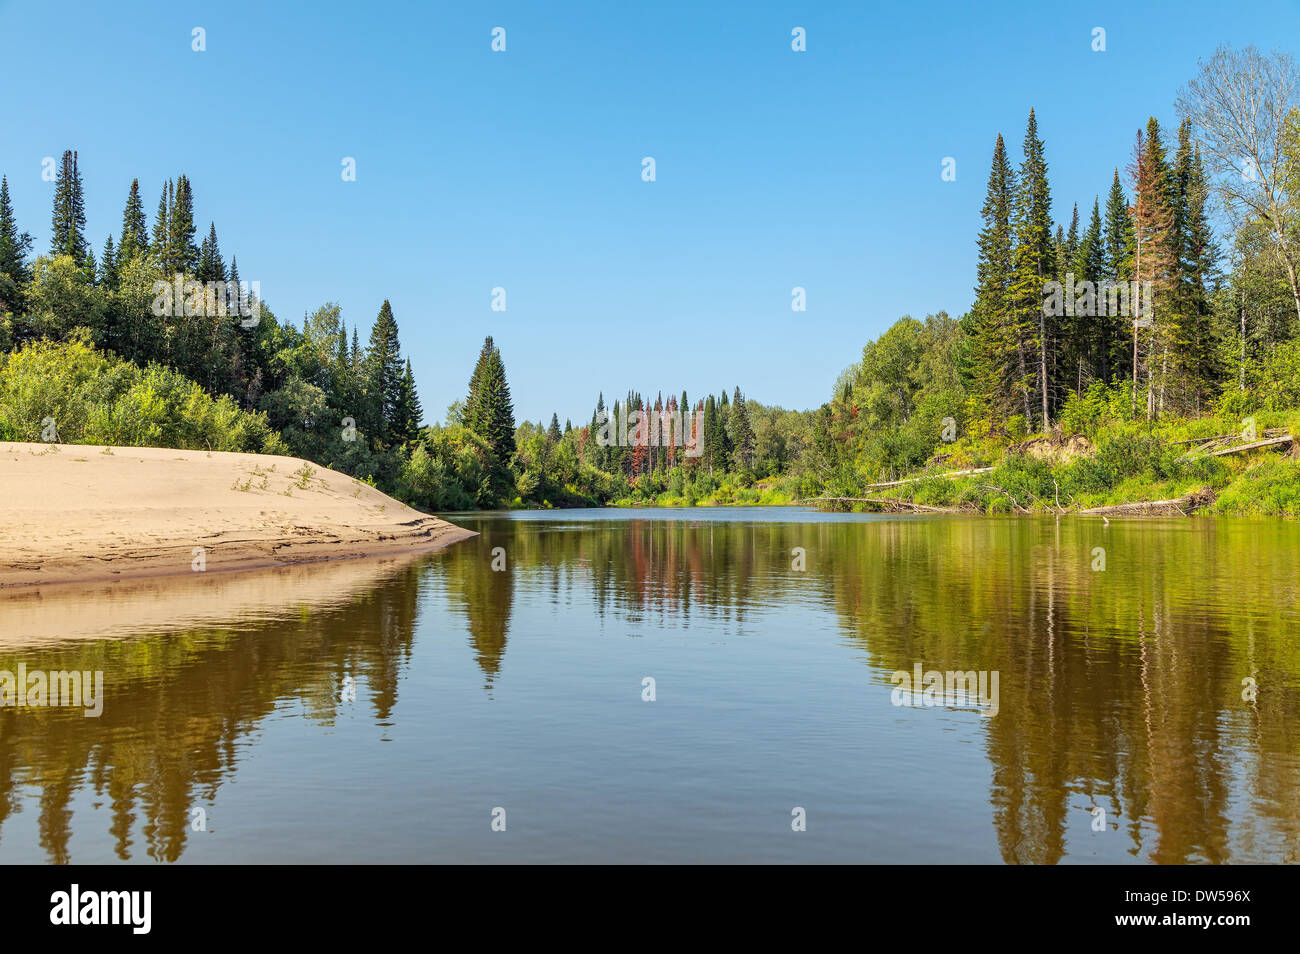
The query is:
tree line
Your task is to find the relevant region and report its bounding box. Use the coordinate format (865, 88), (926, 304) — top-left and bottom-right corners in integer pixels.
(3, 44), (1299, 510)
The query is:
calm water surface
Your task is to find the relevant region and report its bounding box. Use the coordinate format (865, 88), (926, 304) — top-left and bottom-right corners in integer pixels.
(2, 507), (1298, 863)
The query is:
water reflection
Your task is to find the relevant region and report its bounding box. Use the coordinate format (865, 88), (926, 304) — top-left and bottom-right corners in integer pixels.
(1, 510), (1298, 863)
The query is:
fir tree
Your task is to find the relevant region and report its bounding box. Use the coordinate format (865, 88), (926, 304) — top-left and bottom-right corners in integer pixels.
(728, 387), (756, 470)
(99, 234), (119, 290)
(717, 389), (733, 464)
(464, 336), (517, 489)
(365, 299), (404, 444)
(152, 179), (173, 271)
(197, 222), (226, 283)
(609, 398), (623, 473)
(0, 175), (34, 313)
(703, 395), (719, 473)
(1008, 109), (1055, 427)
(1173, 119), (1219, 412)
(969, 133), (1020, 422)
(1102, 168), (1136, 384)
(170, 175), (198, 273)
(1103, 169), (1135, 280)
(590, 392), (606, 467)
(49, 150), (88, 262)
(394, 359), (423, 444)
(1065, 202), (1080, 262)
(547, 412), (562, 442)
(119, 178), (149, 261)
(1073, 198), (1108, 383)
(1130, 120), (1179, 418)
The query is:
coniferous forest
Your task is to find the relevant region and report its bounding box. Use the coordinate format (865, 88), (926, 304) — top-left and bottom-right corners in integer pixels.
(4, 45), (1300, 514)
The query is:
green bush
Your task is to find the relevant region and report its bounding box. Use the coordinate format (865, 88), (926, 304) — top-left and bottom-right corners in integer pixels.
(0, 336), (285, 453)
(1058, 381), (1132, 436)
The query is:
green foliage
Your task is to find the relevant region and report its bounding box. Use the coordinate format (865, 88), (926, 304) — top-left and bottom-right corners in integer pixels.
(0, 337), (284, 452)
(464, 336), (516, 498)
(1209, 458), (1300, 516)
(1060, 426), (1225, 496)
(1058, 381), (1133, 436)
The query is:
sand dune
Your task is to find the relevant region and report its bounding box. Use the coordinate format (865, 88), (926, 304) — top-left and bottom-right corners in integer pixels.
(0, 442), (475, 590)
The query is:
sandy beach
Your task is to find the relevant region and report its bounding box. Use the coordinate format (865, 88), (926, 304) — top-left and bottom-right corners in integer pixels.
(0, 442), (475, 590)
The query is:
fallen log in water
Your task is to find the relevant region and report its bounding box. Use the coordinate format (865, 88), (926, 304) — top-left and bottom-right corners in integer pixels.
(858, 466), (994, 490)
(1078, 488), (1217, 516)
(798, 497), (959, 513)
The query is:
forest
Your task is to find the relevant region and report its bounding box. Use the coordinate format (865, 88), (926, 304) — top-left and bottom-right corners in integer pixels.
(3, 44), (1300, 514)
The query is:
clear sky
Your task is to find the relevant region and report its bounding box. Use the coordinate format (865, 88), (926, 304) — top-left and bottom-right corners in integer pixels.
(2, 0), (1297, 423)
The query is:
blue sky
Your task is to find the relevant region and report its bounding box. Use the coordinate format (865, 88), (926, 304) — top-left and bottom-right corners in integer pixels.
(2, 0), (1297, 423)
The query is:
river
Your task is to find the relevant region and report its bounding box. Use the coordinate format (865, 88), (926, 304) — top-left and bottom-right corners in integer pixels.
(1, 507), (1297, 863)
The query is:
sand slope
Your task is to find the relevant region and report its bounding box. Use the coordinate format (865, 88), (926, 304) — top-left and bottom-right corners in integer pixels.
(0, 442), (475, 589)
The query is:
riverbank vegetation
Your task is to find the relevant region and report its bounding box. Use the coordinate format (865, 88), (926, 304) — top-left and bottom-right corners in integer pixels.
(3, 45), (1300, 515)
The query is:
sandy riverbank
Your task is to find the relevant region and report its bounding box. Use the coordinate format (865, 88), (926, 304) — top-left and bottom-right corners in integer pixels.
(0, 442), (475, 589)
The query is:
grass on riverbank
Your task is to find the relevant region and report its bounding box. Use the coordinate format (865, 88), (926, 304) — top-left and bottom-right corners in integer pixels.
(851, 409), (1300, 517)
(590, 408), (1300, 517)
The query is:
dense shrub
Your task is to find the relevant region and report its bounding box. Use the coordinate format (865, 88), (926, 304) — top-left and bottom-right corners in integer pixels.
(0, 335), (285, 453)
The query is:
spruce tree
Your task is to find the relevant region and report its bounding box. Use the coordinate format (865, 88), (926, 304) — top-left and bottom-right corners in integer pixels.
(119, 178), (149, 261)
(679, 390), (691, 464)
(590, 392), (606, 467)
(1073, 199), (1107, 382)
(609, 398), (623, 473)
(464, 336), (517, 490)
(394, 358), (422, 444)
(703, 395), (719, 473)
(152, 180), (173, 271)
(365, 299), (404, 444)
(1102, 168), (1136, 384)
(197, 222), (225, 283)
(1183, 143), (1220, 410)
(970, 133), (1020, 422)
(170, 175), (198, 273)
(1130, 120), (1179, 418)
(547, 412), (562, 442)
(1103, 169), (1135, 280)
(0, 176), (34, 311)
(198, 232), (213, 282)
(49, 150), (88, 262)
(728, 387), (756, 470)
(1008, 109), (1055, 428)
(717, 389), (733, 465)
(99, 234), (118, 290)
(1174, 120), (1219, 412)
(1065, 202), (1080, 262)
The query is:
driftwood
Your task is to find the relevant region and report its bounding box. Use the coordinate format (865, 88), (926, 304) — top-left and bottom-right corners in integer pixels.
(799, 496), (958, 513)
(858, 466), (994, 490)
(1078, 488), (1217, 516)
